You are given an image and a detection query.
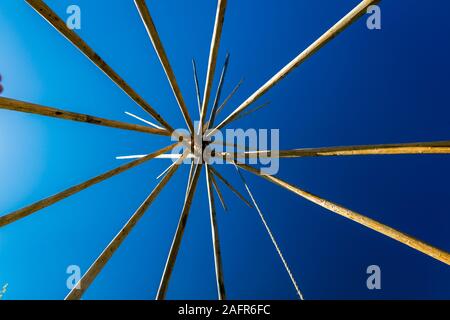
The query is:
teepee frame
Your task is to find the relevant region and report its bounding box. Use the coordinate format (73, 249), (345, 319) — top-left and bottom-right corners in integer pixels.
(1, 0), (449, 300)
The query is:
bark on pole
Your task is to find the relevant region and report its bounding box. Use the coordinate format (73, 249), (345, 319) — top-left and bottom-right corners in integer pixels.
(25, 0), (173, 131)
(0, 97), (170, 136)
(238, 163), (450, 266)
(65, 150), (190, 300)
(134, 0), (194, 133)
(0, 143), (179, 228)
(208, 0), (380, 136)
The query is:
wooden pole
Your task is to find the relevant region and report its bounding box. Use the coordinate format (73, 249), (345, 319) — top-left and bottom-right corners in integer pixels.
(134, 0), (194, 133)
(185, 160), (196, 202)
(210, 167), (227, 211)
(156, 163), (203, 299)
(237, 163), (450, 266)
(205, 53), (230, 132)
(192, 59), (203, 115)
(214, 78), (243, 118)
(198, 0), (228, 134)
(206, 165), (227, 300)
(233, 101), (271, 122)
(209, 166), (253, 208)
(0, 143), (179, 228)
(230, 141), (450, 159)
(0, 97), (170, 136)
(65, 149), (190, 300)
(25, 0), (173, 132)
(208, 0), (380, 137)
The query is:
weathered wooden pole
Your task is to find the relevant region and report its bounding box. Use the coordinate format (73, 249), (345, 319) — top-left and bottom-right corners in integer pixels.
(206, 165), (227, 300)
(0, 143), (179, 228)
(208, 0), (380, 136)
(25, 0), (173, 131)
(241, 141), (450, 158)
(205, 53), (230, 132)
(156, 164), (203, 299)
(134, 0), (194, 133)
(0, 97), (170, 136)
(65, 150), (190, 300)
(198, 0), (228, 134)
(192, 59), (203, 115)
(209, 166), (253, 208)
(237, 163), (450, 266)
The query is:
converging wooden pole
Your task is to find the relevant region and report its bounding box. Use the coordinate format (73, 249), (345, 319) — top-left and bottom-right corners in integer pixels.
(156, 164), (204, 299)
(0, 97), (170, 136)
(25, 0), (173, 131)
(209, 166), (253, 208)
(237, 163), (450, 266)
(240, 141), (450, 158)
(210, 171), (227, 211)
(0, 143), (179, 228)
(208, 0), (380, 136)
(214, 78), (243, 118)
(192, 59), (203, 115)
(206, 165), (227, 300)
(134, 0), (194, 133)
(198, 0), (228, 134)
(205, 53), (230, 132)
(65, 150), (190, 300)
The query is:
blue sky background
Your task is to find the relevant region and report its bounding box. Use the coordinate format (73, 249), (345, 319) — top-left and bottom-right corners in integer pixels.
(0, 0), (449, 300)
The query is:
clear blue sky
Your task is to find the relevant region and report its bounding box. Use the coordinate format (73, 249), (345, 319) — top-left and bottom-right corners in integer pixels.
(0, 0), (449, 299)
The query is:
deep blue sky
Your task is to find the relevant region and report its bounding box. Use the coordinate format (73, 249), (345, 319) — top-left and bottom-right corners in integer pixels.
(0, 0), (449, 300)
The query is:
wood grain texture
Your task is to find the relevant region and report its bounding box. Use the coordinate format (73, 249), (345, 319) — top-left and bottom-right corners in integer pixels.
(206, 165), (227, 300)
(156, 163), (203, 299)
(198, 0), (227, 134)
(134, 0), (194, 133)
(208, 0), (380, 136)
(0, 97), (170, 136)
(0, 143), (179, 228)
(25, 0), (173, 131)
(65, 149), (190, 300)
(238, 163), (450, 266)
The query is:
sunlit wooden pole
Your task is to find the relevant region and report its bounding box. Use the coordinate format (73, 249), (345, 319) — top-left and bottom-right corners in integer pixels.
(65, 150), (190, 300)
(156, 163), (203, 299)
(227, 141), (450, 159)
(208, 0), (380, 136)
(134, 0), (194, 133)
(0, 143), (179, 228)
(206, 164), (227, 300)
(209, 166), (253, 208)
(198, 0), (228, 134)
(237, 163), (450, 266)
(25, 0), (173, 131)
(0, 97), (170, 136)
